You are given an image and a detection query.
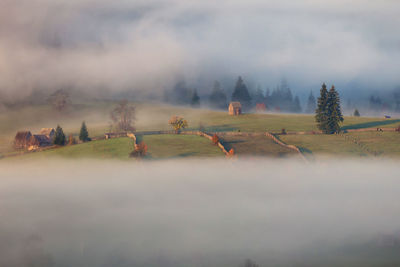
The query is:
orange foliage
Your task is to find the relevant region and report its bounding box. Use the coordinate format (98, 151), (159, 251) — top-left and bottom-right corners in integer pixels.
(212, 134), (219, 145)
(130, 142), (148, 158)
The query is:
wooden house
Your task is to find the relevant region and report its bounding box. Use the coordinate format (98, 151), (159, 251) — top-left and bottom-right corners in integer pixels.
(14, 131), (32, 149)
(39, 128), (55, 140)
(28, 135), (52, 150)
(229, 102), (242, 115)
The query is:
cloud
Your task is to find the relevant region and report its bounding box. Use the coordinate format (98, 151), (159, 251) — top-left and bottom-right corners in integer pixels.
(1, 159), (400, 266)
(0, 0), (399, 100)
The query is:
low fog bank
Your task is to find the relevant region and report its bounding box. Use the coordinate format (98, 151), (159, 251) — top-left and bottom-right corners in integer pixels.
(1, 159), (400, 266)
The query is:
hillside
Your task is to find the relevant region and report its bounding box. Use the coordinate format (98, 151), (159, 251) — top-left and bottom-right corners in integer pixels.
(1, 102), (400, 160)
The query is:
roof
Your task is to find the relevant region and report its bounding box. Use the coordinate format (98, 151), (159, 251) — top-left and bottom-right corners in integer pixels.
(229, 102), (242, 108)
(15, 131), (32, 140)
(30, 135), (52, 146)
(256, 103), (266, 108)
(39, 128), (55, 136)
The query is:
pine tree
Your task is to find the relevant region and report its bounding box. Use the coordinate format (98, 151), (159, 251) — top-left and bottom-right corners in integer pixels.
(191, 89), (200, 107)
(354, 109), (360, 117)
(232, 76), (252, 109)
(315, 83), (329, 132)
(53, 125), (66, 146)
(305, 91), (316, 113)
(209, 81), (227, 109)
(254, 85), (265, 104)
(325, 85), (344, 134)
(79, 121), (90, 142)
(292, 96), (302, 113)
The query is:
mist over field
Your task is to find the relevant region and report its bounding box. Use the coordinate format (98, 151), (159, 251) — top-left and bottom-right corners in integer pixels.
(1, 159), (400, 266)
(1, 0), (400, 101)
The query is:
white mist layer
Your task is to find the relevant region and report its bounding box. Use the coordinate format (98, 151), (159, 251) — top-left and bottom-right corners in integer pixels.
(0, 159), (400, 266)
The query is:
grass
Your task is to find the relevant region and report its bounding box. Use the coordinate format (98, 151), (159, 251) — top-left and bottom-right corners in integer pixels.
(142, 134), (224, 159)
(8, 134), (224, 160)
(346, 131), (400, 157)
(1, 101), (400, 159)
(12, 138), (135, 160)
(280, 134), (368, 159)
(219, 135), (297, 158)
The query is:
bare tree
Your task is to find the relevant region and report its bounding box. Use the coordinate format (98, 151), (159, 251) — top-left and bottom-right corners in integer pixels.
(110, 100), (136, 132)
(48, 89), (70, 111)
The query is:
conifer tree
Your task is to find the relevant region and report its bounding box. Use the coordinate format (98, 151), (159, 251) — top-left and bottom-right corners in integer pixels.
(53, 125), (66, 146)
(354, 109), (360, 117)
(325, 86), (344, 134)
(305, 91), (316, 113)
(191, 89), (200, 107)
(292, 96), (302, 113)
(232, 76), (252, 109)
(254, 85), (265, 104)
(79, 121), (90, 142)
(209, 81), (227, 109)
(315, 83), (329, 132)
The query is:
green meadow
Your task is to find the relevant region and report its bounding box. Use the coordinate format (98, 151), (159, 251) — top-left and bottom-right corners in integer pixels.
(1, 101), (399, 160)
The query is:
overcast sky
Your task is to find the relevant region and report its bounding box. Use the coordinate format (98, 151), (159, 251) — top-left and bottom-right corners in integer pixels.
(1, 0), (399, 99)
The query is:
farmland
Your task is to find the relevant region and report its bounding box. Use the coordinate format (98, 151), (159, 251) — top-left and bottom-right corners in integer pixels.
(1, 101), (400, 160)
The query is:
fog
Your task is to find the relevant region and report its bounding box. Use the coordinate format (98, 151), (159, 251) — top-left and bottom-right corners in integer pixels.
(1, 159), (400, 266)
(1, 0), (400, 101)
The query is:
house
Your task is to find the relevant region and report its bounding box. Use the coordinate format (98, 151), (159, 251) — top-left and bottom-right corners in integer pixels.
(14, 131), (32, 149)
(229, 102), (242, 115)
(28, 135), (52, 151)
(14, 128), (55, 150)
(39, 128), (55, 140)
(255, 103), (266, 113)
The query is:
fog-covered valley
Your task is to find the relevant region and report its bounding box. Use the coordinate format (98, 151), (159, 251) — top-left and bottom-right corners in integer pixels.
(1, 159), (400, 266)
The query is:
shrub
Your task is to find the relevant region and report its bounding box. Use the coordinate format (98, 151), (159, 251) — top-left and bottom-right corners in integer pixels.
(68, 134), (76, 145)
(281, 128), (287, 134)
(212, 134), (219, 145)
(130, 142), (147, 158)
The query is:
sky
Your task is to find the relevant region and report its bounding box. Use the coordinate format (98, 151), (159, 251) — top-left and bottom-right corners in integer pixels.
(1, 0), (400, 100)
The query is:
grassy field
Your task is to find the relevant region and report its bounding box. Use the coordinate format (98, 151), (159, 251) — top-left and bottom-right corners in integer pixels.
(280, 134), (368, 159)
(346, 132), (400, 157)
(142, 134), (224, 158)
(6, 134), (224, 161)
(1, 101), (400, 159)
(219, 135), (298, 158)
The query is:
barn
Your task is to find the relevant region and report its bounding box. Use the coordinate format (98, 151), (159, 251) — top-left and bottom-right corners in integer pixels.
(229, 102), (242, 115)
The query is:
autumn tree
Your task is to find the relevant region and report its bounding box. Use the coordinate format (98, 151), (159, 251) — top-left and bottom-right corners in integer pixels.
(168, 116), (188, 134)
(212, 134), (219, 145)
(110, 100), (136, 132)
(68, 134), (76, 145)
(130, 142), (148, 158)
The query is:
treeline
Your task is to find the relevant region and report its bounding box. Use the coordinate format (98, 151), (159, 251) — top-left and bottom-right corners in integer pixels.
(164, 76), (316, 113)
